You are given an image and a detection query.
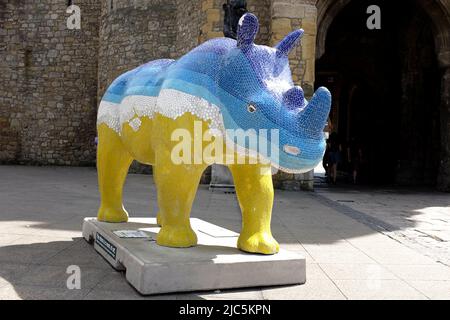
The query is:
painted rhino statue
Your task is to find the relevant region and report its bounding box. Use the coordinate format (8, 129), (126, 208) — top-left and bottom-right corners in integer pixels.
(96, 13), (331, 254)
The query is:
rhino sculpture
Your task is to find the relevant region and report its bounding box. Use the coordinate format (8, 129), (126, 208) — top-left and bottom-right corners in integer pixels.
(96, 13), (331, 254)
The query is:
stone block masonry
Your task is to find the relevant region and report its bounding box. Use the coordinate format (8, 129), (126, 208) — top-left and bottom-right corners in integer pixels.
(97, 0), (202, 174)
(0, 0), (100, 165)
(2, 0), (447, 191)
(0, 0), (319, 190)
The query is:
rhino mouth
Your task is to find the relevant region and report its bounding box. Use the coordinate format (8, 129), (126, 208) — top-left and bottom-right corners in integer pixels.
(283, 144), (301, 156)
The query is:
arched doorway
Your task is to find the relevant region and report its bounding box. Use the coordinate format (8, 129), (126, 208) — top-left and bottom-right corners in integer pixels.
(315, 0), (448, 187)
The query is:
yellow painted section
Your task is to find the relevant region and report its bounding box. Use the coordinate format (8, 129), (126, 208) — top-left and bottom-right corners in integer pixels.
(97, 112), (279, 254)
(120, 117), (155, 165)
(97, 123), (133, 223)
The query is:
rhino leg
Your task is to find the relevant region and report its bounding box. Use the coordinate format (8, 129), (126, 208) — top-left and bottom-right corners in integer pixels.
(229, 163), (280, 255)
(97, 124), (133, 223)
(156, 211), (164, 227)
(153, 150), (205, 248)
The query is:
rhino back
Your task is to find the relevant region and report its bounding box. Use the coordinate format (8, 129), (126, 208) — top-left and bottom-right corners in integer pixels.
(162, 38), (236, 104)
(102, 59), (175, 104)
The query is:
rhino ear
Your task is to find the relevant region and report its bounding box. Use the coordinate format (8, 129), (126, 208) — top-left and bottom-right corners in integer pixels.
(283, 86), (305, 111)
(237, 13), (259, 49)
(276, 29), (304, 58)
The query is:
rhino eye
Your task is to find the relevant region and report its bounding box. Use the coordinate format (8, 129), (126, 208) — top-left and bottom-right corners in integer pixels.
(247, 104), (257, 113)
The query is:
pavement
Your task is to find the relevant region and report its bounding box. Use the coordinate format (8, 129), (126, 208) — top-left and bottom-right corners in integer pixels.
(0, 165), (449, 300)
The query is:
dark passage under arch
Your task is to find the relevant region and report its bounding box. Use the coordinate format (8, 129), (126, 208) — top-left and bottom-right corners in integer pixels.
(316, 0), (442, 187)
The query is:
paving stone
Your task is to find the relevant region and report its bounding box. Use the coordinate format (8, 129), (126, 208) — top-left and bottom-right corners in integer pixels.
(261, 279), (346, 300)
(0, 263), (34, 288)
(319, 263), (399, 280)
(16, 265), (107, 290)
(193, 289), (265, 300)
(334, 279), (428, 300)
(84, 288), (178, 300)
(407, 280), (450, 300)
(315, 189), (450, 265)
(1, 166), (448, 299)
(305, 263), (330, 280)
(0, 284), (89, 300)
(384, 264), (450, 281)
(44, 239), (113, 270)
(305, 248), (376, 264)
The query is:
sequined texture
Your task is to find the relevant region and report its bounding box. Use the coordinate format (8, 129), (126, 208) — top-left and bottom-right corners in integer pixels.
(97, 13), (332, 173)
(97, 91), (224, 136)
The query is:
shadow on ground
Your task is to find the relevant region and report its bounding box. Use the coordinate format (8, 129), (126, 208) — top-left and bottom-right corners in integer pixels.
(0, 165), (447, 299)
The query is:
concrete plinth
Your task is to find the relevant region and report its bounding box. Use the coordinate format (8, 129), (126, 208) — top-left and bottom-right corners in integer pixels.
(82, 217), (306, 295)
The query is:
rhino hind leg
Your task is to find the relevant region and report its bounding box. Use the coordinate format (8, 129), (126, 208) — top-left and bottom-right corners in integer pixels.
(156, 211), (164, 227)
(229, 163), (280, 255)
(96, 124), (134, 223)
(153, 151), (206, 248)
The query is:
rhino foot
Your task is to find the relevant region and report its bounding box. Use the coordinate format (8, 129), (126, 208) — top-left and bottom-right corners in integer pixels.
(156, 225), (198, 248)
(238, 232), (280, 255)
(97, 206), (129, 223)
(156, 212), (164, 227)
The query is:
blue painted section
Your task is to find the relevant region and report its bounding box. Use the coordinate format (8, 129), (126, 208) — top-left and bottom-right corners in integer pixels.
(100, 13), (331, 173)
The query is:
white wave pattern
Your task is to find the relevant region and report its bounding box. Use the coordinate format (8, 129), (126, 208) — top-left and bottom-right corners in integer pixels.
(96, 89), (304, 173)
(97, 89), (224, 135)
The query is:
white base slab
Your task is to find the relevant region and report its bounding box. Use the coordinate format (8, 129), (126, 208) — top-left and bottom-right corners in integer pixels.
(82, 218), (306, 295)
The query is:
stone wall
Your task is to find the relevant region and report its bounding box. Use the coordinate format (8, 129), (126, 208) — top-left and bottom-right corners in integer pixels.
(98, 0), (180, 173)
(0, 0), (318, 189)
(0, 0), (100, 165)
(98, 0), (178, 100)
(438, 67), (450, 191)
(271, 0), (317, 101)
(433, 2), (450, 192)
(396, 6), (441, 186)
(176, 0), (203, 55)
(199, 0), (223, 42)
(1, 0), (447, 190)
(248, 0), (272, 45)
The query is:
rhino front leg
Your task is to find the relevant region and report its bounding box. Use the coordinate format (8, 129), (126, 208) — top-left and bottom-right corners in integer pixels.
(229, 164), (280, 255)
(97, 124), (134, 223)
(153, 150), (205, 248)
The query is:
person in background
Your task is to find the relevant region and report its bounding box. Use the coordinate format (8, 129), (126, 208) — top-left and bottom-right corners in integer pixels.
(323, 139), (331, 178)
(322, 118), (333, 180)
(328, 132), (341, 185)
(223, 0), (248, 39)
(347, 137), (363, 184)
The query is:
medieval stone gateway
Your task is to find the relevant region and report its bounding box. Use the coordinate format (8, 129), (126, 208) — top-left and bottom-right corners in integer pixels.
(0, 0), (449, 191)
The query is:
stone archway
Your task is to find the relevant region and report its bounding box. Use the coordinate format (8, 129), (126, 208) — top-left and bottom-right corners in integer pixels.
(315, 0), (450, 191)
(419, 0), (450, 191)
(316, 0), (352, 59)
(317, 0), (450, 63)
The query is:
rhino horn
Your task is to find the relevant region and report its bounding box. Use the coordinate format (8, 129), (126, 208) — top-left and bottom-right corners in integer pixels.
(276, 29), (304, 58)
(298, 87), (331, 133)
(237, 13), (259, 49)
